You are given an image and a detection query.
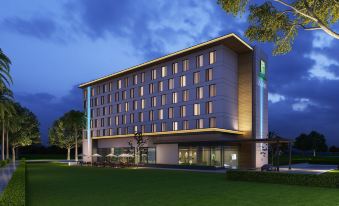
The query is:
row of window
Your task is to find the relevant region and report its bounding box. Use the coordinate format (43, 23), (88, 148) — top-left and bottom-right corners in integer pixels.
(84, 51), (216, 97)
(89, 117), (217, 137)
(91, 101), (214, 128)
(86, 84), (216, 110)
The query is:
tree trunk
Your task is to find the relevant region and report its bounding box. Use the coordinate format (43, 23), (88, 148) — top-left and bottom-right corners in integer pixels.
(12, 146), (15, 162)
(313, 149), (316, 157)
(67, 147), (71, 160)
(6, 132), (9, 160)
(2, 122), (4, 161)
(75, 137), (78, 162)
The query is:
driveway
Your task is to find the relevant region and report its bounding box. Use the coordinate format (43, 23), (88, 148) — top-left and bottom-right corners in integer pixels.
(279, 163), (337, 174)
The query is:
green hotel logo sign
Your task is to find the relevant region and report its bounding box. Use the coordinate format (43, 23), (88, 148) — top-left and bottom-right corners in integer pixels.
(259, 60), (266, 80)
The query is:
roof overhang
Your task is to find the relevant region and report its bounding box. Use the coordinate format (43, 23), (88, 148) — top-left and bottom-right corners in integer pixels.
(91, 128), (244, 140)
(79, 33), (252, 88)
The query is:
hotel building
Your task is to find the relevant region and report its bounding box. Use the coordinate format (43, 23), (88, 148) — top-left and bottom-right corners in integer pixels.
(79, 33), (268, 169)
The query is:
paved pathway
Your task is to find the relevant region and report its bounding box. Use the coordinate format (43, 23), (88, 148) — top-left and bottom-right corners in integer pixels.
(0, 162), (18, 193)
(280, 163), (337, 174)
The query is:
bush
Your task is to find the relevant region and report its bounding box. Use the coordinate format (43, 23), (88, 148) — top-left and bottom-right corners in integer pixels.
(0, 160), (8, 168)
(226, 170), (339, 188)
(0, 160), (26, 205)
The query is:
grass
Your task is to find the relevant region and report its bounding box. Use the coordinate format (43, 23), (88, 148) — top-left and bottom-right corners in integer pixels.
(27, 163), (339, 206)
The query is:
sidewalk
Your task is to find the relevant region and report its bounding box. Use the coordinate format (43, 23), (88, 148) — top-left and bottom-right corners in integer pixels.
(0, 162), (19, 193)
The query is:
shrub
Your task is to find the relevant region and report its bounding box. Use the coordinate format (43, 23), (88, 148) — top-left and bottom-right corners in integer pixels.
(0, 160), (26, 205)
(0, 160), (8, 168)
(226, 170), (339, 188)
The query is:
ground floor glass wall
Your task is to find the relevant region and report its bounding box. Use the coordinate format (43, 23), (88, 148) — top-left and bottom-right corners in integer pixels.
(179, 146), (238, 168)
(97, 147), (155, 164)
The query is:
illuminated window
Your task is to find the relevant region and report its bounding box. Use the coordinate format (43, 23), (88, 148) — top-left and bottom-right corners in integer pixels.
(183, 120), (189, 130)
(124, 102), (129, 112)
(194, 103), (200, 116)
(180, 75), (186, 87)
(209, 51), (216, 64)
(193, 72), (200, 84)
(152, 123), (157, 132)
(151, 96), (157, 107)
(115, 116), (119, 125)
(196, 87), (203, 99)
(130, 113), (134, 123)
(172, 92), (178, 104)
(149, 83), (155, 94)
(158, 109), (164, 120)
(172, 62), (178, 74)
(196, 119), (204, 129)
(115, 92), (119, 102)
(161, 94), (167, 106)
(138, 112), (144, 122)
(206, 101), (213, 114)
(133, 100), (138, 110)
(141, 72), (145, 83)
(133, 74), (138, 85)
(130, 88), (135, 98)
(161, 122), (167, 132)
(168, 78), (174, 90)
(172, 121), (178, 131)
(151, 69), (157, 80)
(196, 55), (203, 68)
(139, 86), (144, 96)
(134, 125), (138, 133)
(161, 66), (167, 77)
(109, 82), (113, 91)
(183, 90), (189, 102)
(124, 77), (129, 88)
(168, 107), (174, 119)
(117, 80), (122, 89)
(180, 105), (186, 117)
(158, 81), (163, 92)
(117, 104), (121, 113)
(206, 68), (213, 81)
(183, 59), (189, 71)
(107, 94), (112, 103)
(122, 114), (127, 124)
(141, 99), (145, 109)
(122, 91), (126, 100)
(149, 110), (154, 121)
(209, 84), (216, 97)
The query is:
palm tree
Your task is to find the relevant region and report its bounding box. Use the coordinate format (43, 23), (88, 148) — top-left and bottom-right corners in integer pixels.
(0, 91), (14, 160)
(0, 49), (13, 90)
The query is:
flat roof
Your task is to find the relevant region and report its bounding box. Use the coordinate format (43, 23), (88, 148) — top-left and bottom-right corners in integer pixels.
(79, 33), (253, 88)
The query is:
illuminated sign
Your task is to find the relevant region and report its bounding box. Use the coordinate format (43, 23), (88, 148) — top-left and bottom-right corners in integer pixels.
(259, 60), (266, 80)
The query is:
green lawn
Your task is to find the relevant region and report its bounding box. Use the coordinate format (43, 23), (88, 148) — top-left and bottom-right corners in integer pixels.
(27, 163), (339, 206)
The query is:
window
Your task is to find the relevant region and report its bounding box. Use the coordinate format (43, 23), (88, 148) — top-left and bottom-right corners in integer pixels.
(138, 112), (144, 122)
(117, 80), (122, 89)
(206, 101), (213, 114)
(102, 84), (106, 93)
(183, 120), (189, 130)
(206, 68), (213, 81)
(193, 72), (200, 84)
(151, 69), (157, 80)
(109, 82), (113, 92)
(116, 128), (122, 135)
(183, 59), (189, 71)
(168, 107), (174, 119)
(172, 92), (178, 104)
(161, 94), (167, 105)
(161, 122), (167, 132)
(141, 72), (145, 83)
(209, 51), (216, 64)
(151, 96), (157, 107)
(196, 119), (204, 129)
(168, 78), (174, 90)
(209, 84), (216, 97)
(115, 92), (119, 102)
(117, 104), (122, 113)
(109, 106), (113, 114)
(172, 121), (178, 131)
(194, 103), (200, 116)
(134, 125), (138, 133)
(139, 86), (144, 96)
(180, 75), (186, 87)
(180, 105), (186, 117)
(124, 102), (129, 112)
(122, 115), (127, 124)
(101, 118), (104, 127)
(196, 87), (204, 99)
(141, 99), (145, 109)
(130, 88), (135, 98)
(149, 110), (154, 121)
(122, 91), (127, 100)
(130, 113), (134, 123)
(124, 77), (129, 88)
(172, 62), (178, 74)
(161, 66), (167, 77)
(107, 94), (112, 103)
(133, 100), (138, 110)
(158, 109), (164, 120)
(157, 81), (163, 92)
(115, 116), (119, 125)
(96, 108), (100, 117)
(101, 96), (105, 105)
(102, 107), (106, 116)
(183, 90), (189, 102)
(141, 125), (145, 133)
(151, 123), (157, 132)
(196, 55), (203, 68)
(133, 74), (138, 85)
(149, 83), (155, 94)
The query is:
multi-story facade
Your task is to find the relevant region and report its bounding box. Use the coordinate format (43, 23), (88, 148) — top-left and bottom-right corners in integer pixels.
(79, 33), (268, 169)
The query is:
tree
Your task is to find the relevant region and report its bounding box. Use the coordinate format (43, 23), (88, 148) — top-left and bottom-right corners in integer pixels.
(62, 110), (85, 161)
(217, 0), (339, 55)
(49, 110), (85, 161)
(294, 131), (328, 156)
(128, 132), (148, 166)
(329, 146), (339, 153)
(9, 102), (40, 161)
(0, 49), (13, 90)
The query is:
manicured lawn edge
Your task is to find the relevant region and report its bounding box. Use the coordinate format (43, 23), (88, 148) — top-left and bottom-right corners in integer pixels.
(0, 160), (26, 206)
(226, 170), (339, 188)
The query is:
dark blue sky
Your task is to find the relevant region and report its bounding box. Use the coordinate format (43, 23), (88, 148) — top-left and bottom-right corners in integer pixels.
(0, 1), (338, 146)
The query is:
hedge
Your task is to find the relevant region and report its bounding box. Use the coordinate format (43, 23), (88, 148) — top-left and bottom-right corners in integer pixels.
(226, 170), (339, 188)
(0, 160), (26, 206)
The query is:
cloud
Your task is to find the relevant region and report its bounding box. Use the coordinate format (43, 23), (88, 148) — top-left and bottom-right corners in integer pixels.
(292, 98), (316, 112)
(305, 52), (339, 80)
(268, 93), (286, 103)
(312, 31), (334, 49)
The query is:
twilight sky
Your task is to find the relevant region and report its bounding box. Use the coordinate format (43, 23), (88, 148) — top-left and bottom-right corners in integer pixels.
(0, 0), (338, 146)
